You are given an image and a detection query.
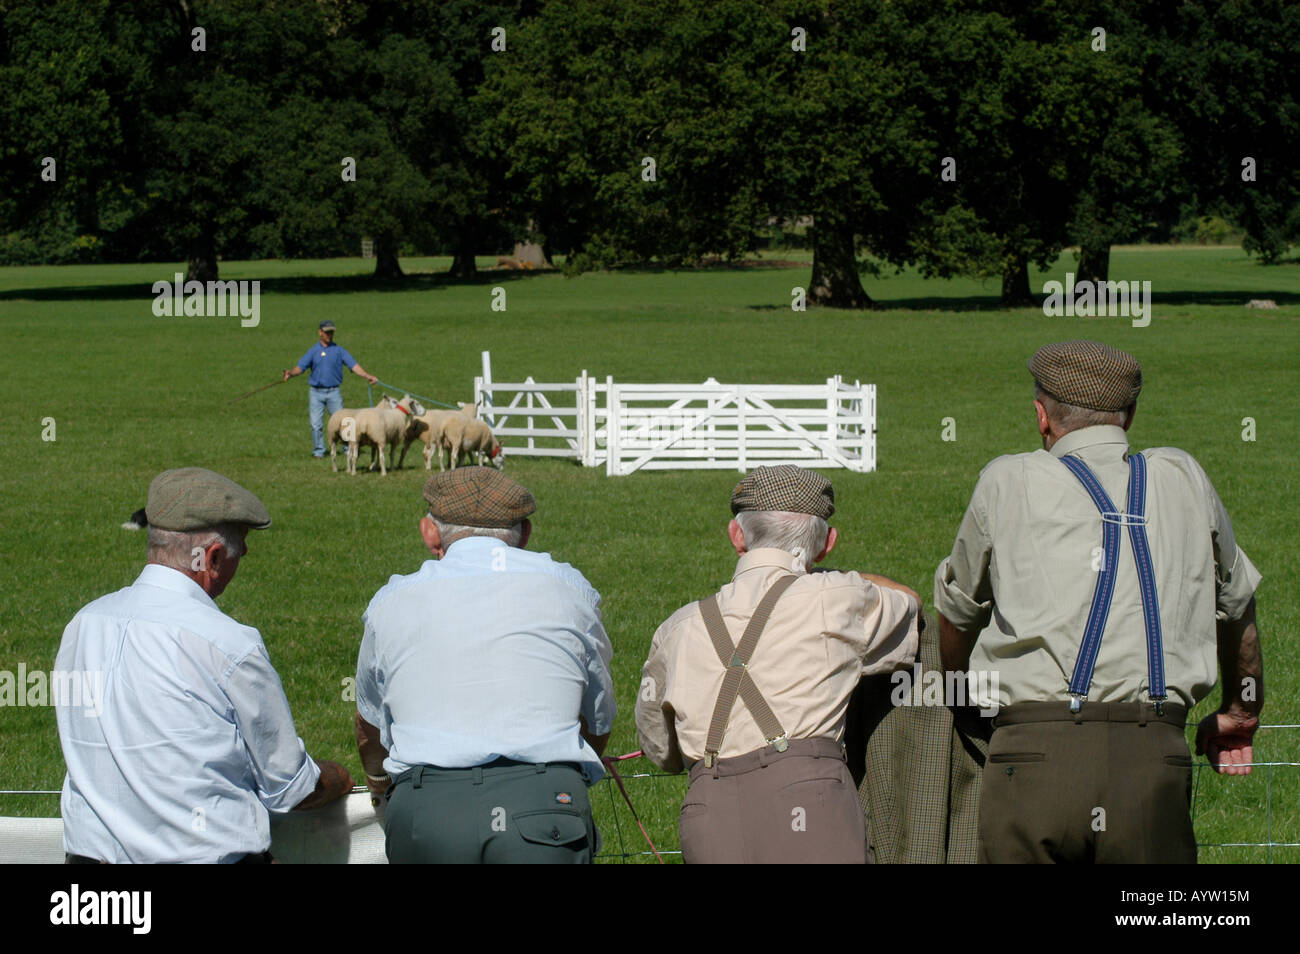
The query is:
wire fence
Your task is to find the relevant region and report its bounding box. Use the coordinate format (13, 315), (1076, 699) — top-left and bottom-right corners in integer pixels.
(593, 725), (1300, 864)
(1190, 724), (1300, 863)
(5, 727), (1294, 863)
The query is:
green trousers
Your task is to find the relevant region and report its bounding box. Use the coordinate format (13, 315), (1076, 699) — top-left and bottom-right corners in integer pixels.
(978, 702), (1196, 864)
(385, 760), (597, 864)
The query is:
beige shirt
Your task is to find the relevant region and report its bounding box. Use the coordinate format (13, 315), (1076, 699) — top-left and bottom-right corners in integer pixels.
(637, 548), (919, 773)
(934, 425), (1261, 708)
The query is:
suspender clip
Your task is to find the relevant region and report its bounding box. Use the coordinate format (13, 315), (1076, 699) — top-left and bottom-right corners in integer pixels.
(1069, 694), (1084, 714)
(1151, 696), (1166, 717)
(703, 753), (716, 768)
(769, 734), (789, 753)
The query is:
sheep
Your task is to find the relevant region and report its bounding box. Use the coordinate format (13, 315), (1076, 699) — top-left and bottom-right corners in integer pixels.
(397, 402), (477, 471)
(327, 396), (395, 474)
(346, 394), (425, 476)
(442, 416), (505, 471)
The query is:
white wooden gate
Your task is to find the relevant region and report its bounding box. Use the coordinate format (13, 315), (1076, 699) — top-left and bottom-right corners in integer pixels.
(474, 352), (875, 475)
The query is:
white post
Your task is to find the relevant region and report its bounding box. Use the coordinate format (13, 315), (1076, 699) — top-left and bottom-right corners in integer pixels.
(480, 351), (494, 426)
(737, 386), (747, 473)
(578, 372), (589, 466)
(826, 376), (838, 465)
(606, 382), (619, 476)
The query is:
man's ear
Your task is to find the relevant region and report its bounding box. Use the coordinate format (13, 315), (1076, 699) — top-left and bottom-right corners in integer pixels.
(1034, 399), (1050, 440)
(202, 539), (225, 581)
(728, 519), (747, 556)
(517, 519), (532, 549)
(812, 526), (838, 564)
(1122, 403), (1136, 431)
(419, 516), (442, 556)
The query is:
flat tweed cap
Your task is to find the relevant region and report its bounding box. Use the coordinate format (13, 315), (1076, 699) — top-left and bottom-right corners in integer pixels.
(730, 465), (835, 519)
(146, 467), (271, 531)
(423, 466), (536, 528)
(1029, 340), (1142, 411)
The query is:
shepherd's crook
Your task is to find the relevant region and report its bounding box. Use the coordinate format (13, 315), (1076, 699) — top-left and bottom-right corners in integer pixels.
(231, 377), (284, 404)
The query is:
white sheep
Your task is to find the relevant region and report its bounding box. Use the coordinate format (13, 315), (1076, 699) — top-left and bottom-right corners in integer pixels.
(397, 402), (477, 471)
(442, 417), (504, 470)
(327, 396), (395, 473)
(346, 394), (425, 476)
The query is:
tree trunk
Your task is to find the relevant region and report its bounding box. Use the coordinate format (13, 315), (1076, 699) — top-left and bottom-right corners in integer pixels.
(373, 234), (403, 278)
(186, 232), (219, 283)
(449, 233), (477, 278)
(1000, 252), (1033, 306)
(1075, 241), (1110, 285)
(513, 239), (547, 268)
(808, 212), (873, 309)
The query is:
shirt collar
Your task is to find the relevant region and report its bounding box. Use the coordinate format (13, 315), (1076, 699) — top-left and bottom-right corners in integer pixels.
(443, 535), (512, 558)
(136, 563), (219, 610)
(734, 547), (809, 579)
(1049, 424), (1131, 459)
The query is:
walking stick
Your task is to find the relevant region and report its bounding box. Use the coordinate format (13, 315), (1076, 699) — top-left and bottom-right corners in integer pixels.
(232, 377), (285, 404)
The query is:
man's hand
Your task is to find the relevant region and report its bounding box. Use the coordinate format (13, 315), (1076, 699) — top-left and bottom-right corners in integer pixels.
(293, 759), (353, 811)
(1196, 711), (1259, 776)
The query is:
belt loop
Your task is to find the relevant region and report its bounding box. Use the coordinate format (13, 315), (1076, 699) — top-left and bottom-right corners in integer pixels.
(1072, 704), (1084, 726)
(413, 768), (424, 790)
(535, 763), (546, 774)
(472, 766), (484, 785)
(1138, 704), (1148, 727)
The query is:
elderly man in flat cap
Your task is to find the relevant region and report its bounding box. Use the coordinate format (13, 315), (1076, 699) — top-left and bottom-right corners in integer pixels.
(636, 465), (920, 863)
(55, 467), (353, 863)
(354, 466), (615, 863)
(936, 340), (1263, 863)
(282, 319), (378, 458)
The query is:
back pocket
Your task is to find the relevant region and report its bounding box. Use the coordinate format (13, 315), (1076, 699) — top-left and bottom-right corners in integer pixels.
(513, 808), (590, 848)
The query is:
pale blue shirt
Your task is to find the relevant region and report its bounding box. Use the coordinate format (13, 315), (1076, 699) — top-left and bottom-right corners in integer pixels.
(55, 564), (320, 863)
(356, 536), (616, 783)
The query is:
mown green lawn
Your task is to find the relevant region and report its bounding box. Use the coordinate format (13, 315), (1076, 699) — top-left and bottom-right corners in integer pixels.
(1, 247), (1296, 862)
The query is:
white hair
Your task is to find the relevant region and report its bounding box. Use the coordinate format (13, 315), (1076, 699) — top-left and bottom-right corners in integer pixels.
(429, 515), (525, 548)
(734, 510), (829, 571)
(147, 522), (246, 571)
(1034, 383), (1129, 433)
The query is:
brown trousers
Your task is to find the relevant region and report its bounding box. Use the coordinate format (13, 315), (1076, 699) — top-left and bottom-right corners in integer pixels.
(978, 702), (1196, 864)
(681, 738), (867, 864)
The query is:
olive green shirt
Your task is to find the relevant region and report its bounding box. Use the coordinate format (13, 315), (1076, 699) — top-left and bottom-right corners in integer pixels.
(934, 425), (1260, 708)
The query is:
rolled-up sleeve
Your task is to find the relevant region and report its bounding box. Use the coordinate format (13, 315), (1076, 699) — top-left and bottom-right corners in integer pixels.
(354, 620), (386, 732)
(635, 625), (683, 774)
(859, 585), (920, 675)
(934, 487), (994, 633)
(1202, 472), (1262, 621)
(580, 605), (616, 737)
(227, 646), (320, 814)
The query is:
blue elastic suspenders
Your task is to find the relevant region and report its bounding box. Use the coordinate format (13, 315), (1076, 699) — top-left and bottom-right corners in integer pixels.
(1058, 452), (1167, 715)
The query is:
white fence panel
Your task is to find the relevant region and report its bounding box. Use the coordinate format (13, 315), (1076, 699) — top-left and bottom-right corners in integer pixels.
(474, 352), (875, 475)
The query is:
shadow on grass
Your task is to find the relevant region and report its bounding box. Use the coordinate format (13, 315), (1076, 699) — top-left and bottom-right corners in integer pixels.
(0, 269), (550, 302)
(748, 290), (1300, 312)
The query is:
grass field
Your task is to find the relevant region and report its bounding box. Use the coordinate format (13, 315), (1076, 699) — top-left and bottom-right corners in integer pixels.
(1, 247), (1296, 862)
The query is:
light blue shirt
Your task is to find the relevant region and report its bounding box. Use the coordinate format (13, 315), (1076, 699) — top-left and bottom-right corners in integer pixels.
(55, 564), (320, 863)
(356, 536), (616, 783)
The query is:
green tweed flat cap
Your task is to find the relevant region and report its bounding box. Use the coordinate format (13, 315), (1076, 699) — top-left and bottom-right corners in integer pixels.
(423, 466), (536, 528)
(1029, 340), (1142, 411)
(730, 465), (835, 519)
(146, 467), (271, 531)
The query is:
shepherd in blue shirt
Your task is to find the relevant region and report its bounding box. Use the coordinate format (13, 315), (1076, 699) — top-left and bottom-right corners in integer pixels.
(282, 320), (378, 457)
